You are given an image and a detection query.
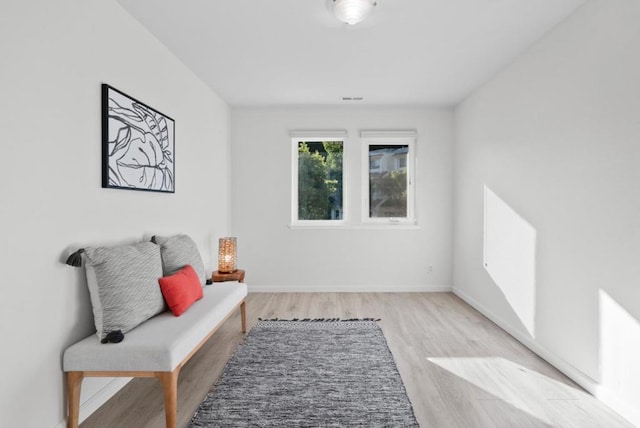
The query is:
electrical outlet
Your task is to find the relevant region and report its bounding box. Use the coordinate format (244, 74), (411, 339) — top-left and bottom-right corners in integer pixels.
(427, 265), (433, 273)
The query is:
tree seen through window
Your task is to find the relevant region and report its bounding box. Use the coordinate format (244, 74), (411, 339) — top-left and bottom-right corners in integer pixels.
(297, 141), (343, 220)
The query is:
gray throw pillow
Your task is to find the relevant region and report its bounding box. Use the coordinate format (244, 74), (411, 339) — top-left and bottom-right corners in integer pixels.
(152, 234), (207, 286)
(83, 241), (165, 340)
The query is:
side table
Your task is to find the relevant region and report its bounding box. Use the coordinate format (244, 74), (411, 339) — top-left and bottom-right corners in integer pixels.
(212, 269), (245, 283)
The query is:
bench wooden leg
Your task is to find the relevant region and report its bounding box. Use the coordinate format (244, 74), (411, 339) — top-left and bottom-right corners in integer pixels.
(240, 300), (247, 333)
(157, 370), (179, 428)
(67, 371), (83, 428)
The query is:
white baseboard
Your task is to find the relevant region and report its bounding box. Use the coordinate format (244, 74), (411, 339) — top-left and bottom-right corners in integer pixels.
(54, 377), (131, 428)
(452, 287), (640, 428)
(247, 284), (452, 293)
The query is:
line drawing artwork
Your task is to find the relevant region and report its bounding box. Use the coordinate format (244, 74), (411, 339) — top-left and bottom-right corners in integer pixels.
(102, 84), (175, 192)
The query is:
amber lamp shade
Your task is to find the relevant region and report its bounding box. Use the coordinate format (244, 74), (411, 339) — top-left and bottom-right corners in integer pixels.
(218, 237), (237, 273)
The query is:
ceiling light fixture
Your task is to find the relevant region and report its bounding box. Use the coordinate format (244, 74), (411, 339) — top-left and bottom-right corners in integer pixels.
(332, 0), (377, 25)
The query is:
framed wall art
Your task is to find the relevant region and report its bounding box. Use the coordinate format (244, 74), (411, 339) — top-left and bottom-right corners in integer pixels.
(102, 84), (175, 193)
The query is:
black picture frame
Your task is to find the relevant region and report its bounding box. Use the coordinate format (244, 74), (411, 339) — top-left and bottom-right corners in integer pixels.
(102, 84), (175, 193)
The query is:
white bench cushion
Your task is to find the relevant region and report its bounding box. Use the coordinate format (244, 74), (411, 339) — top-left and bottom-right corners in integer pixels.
(63, 282), (247, 372)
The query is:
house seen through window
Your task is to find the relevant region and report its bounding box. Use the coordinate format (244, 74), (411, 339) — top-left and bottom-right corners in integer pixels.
(368, 144), (409, 218)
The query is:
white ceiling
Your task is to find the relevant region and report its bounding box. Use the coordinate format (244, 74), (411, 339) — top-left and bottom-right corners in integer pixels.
(116, 0), (586, 107)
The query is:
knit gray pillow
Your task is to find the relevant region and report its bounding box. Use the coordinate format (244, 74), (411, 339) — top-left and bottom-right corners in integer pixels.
(152, 234), (206, 286)
(84, 241), (165, 341)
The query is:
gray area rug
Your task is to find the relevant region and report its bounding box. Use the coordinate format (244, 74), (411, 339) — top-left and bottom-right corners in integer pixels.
(189, 319), (419, 427)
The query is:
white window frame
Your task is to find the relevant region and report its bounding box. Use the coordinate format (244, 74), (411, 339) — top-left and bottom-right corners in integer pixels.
(361, 130), (416, 225)
(291, 130), (348, 227)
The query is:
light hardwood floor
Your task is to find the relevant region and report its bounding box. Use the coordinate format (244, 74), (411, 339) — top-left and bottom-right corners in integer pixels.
(80, 292), (633, 428)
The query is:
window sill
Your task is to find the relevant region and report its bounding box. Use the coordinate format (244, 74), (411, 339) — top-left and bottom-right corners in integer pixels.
(289, 223), (420, 230)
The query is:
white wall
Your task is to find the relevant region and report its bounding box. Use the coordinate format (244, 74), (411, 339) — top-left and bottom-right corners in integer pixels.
(0, 1), (231, 427)
(452, 0), (640, 424)
(231, 107), (453, 291)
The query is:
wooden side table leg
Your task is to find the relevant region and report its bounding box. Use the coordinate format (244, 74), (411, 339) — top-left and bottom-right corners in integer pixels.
(240, 300), (247, 333)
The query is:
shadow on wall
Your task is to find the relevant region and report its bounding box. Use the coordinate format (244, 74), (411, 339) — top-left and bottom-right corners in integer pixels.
(483, 185), (537, 337)
(480, 187), (640, 425)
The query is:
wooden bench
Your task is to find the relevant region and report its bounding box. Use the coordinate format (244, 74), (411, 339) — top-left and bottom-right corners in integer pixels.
(63, 282), (247, 428)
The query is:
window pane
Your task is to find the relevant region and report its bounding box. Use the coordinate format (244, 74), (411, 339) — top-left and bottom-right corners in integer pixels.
(297, 141), (343, 220)
(368, 144), (408, 218)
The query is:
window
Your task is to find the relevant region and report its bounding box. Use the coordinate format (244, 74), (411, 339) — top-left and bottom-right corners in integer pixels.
(362, 131), (416, 224)
(291, 130), (416, 228)
(396, 156), (407, 169)
(291, 132), (345, 225)
(369, 157), (381, 170)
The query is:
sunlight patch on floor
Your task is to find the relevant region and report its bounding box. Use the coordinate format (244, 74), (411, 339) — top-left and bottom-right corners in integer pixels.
(428, 356), (584, 425)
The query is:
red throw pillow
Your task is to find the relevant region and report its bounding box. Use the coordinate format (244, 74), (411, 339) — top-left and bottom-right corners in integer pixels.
(158, 265), (204, 316)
